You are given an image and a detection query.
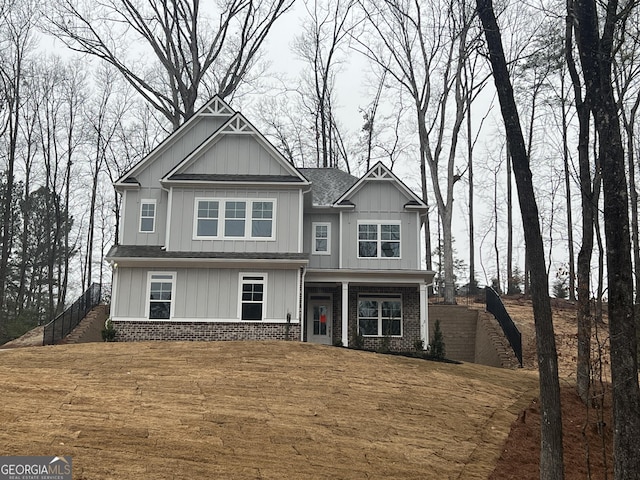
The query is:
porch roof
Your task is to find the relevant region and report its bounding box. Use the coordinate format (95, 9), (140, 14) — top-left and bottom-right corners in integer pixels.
(304, 268), (435, 286)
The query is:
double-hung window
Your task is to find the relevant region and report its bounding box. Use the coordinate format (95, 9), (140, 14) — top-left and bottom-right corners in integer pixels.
(225, 201), (246, 237)
(358, 295), (402, 336)
(240, 273), (266, 321)
(194, 198), (275, 239)
(195, 200), (219, 237)
(140, 200), (156, 233)
(252, 202), (273, 237)
(312, 223), (331, 254)
(147, 272), (175, 320)
(358, 222), (400, 258)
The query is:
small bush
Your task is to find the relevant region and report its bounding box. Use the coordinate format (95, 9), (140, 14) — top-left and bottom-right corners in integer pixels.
(351, 328), (365, 350)
(429, 319), (446, 360)
(101, 319), (117, 342)
(413, 338), (425, 352)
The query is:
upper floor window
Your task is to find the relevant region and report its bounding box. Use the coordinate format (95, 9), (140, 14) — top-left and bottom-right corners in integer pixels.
(193, 198), (275, 240)
(140, 200), (156, 233)
(225, 201), (246, 237)
(196, 200), (219, 237)
(312, 222), (331, 254)
(358, 222), (400, 258)
(147, 272), (175, 320)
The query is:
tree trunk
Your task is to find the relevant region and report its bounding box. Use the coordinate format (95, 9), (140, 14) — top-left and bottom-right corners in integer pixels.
(574, 1), (640, 476)
(476, 1), (565, 478)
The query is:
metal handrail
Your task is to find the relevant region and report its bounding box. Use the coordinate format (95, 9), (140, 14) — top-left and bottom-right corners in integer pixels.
(485, 287), (523, 367)
(42, 283), (102, 345)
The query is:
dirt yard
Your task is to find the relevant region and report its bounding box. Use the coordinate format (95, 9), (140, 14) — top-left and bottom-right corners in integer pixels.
(0, 341), (538, 479)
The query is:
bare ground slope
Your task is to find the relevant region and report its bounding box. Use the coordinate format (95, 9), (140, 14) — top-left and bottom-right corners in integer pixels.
(0, 341), (537, 479)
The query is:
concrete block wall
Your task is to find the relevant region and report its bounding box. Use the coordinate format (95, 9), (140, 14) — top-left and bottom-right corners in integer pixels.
(429, 305), (478, 363)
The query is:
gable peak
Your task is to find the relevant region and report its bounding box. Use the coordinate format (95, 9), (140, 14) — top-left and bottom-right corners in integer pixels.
(200, 96), (235, 117)
(366, 162), (394, 180)
(220, 114), (253, 134)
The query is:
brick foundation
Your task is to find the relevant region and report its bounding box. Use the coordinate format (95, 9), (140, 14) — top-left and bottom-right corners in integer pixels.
(112, 320), (301, 342)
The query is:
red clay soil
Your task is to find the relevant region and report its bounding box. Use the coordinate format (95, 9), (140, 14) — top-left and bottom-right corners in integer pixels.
(490, 384), (614, 479)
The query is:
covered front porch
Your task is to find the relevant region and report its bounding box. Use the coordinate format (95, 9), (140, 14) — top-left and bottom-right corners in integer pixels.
(302, 269), (434, 350)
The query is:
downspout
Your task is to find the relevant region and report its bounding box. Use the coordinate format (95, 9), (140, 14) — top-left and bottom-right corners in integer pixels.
(300, 266), (307, 342)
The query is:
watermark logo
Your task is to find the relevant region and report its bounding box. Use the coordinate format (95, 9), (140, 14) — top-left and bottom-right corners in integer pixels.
(0, 456), (72, 480)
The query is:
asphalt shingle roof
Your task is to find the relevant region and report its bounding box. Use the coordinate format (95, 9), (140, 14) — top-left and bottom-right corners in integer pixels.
(299, 168), (358, 206)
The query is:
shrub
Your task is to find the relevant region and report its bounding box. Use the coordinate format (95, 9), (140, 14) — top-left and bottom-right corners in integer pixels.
(413, 338), (425, 352)
(101, 319), (117, 342)
(429, 319), (446, 360)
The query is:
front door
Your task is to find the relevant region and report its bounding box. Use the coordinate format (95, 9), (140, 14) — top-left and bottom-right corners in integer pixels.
(307, 296), (332, 345)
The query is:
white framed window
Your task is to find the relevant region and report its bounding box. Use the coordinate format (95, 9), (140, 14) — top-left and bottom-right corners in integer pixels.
(358, 222), (401, 258)
(239, 273), (267, 321)
(312, 222), (331, 254)
(194, 199), (219, 238)
(225, 201), (246, 237)
(139, 199), (156, 233)
(357, 295), (402, 337)
(147, 272), (176, 320)
(193, 198), (275, 239)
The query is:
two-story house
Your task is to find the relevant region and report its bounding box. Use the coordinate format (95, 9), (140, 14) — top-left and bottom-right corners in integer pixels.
(106, 96), (435, 350)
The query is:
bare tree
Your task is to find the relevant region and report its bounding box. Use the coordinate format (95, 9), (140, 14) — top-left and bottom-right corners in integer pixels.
(0, 0), (38, 324)
(294, 0), (356, 170)
(573, 0), (640, 476)
(476, 0), (565, 478)
(357, 0), (481, 301)
(47, 0), (294, 130)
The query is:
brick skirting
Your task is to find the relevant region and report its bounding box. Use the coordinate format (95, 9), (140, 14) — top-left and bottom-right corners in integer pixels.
(112, 321), (301, 342)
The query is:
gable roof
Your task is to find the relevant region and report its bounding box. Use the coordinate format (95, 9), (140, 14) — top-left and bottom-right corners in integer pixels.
(299, 168), (359, 206)
(161, 111), (308, 185)
(114, 95), (236, 187)
(333, 162), (427, 210)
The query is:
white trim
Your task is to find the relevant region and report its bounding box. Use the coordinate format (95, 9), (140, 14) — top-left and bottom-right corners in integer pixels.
(115, 95), (234, 186)
(339, 211), (344, 268)
(356, 221), (402, 259)
(312, 222), (331, 255)
(111, 265), (119, 319)
(298, 189), (304, 253)
(118, 191), (126, 245)
(342, 282), (349, 347)
(110, 316), (300, 324)
(165, 188), (173, 247)
(333, 161), (427, 209)
(357, 294), (403, 337)
(192, 198), (277, 240)
(139, 199), (157, 233)
(420, 283), (428, 347)
(238, 272), (268, 321)
(145, 271), (177, 320)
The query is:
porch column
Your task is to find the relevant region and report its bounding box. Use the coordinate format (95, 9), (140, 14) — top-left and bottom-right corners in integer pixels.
(342, 282), (349, 347)
(420, 283), (428, 347)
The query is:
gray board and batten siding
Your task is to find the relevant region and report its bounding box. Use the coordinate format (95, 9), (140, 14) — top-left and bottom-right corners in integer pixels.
(111, 266), (301, 322)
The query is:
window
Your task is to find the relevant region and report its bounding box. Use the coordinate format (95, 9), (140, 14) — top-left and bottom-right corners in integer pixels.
(240, 274), (266, 321)
(147, 273), (175, 319)
(312, 223), (331, 254)
(358, 222), (400, 258)
(140, 200), (156, 233)
(358, 295), (402, 336)
(252, 202), (273, 237)
(195, 200), (219, 237)
(194, 198), (275, 239)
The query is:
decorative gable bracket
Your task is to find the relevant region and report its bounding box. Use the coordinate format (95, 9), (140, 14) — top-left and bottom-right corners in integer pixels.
(200, 97), (235, 117)
(219, 115), (253, 134)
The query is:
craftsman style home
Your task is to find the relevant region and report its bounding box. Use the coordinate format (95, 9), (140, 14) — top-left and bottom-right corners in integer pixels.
(106, 96), (435, 349)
